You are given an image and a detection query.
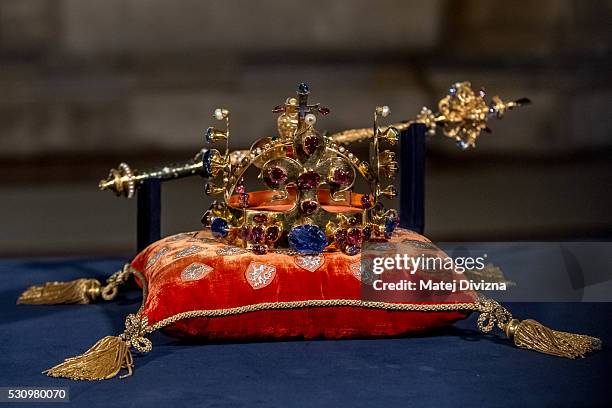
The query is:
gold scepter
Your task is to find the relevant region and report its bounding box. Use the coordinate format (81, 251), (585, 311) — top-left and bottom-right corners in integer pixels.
(331, 81), (530, 148)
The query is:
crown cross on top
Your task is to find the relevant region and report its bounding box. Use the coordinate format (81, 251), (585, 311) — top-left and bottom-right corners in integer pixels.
(273, 83), (330, 119)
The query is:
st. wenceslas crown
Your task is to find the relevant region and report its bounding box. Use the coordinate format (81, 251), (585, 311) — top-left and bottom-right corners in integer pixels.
(201, 83), (400, 256)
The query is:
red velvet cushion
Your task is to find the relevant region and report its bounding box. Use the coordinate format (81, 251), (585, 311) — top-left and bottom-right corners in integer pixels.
(129, 228), (476, 341)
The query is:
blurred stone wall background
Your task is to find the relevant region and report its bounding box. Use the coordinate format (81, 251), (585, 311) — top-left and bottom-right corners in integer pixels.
(1, 0), (611, 255)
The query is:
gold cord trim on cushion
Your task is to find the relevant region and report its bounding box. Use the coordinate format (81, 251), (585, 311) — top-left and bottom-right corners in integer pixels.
(43, 294), (602, 381)
(17, 264), (133, 305)
(148, 299), (478, 331)
(152, 297), (601, 360)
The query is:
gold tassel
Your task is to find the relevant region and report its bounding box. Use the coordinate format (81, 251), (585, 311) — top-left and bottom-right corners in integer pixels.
(17, 279), (102, 305)
(17, 265), (132, 305)
(44, 314), (151, 381)
(476, 296), (602, 359)
(44, 336), (134, 380)
(504, 318), (602, 359)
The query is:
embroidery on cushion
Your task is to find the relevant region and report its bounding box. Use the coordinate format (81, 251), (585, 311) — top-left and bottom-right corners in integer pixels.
(350, 262), (361, 281)
(166, 232), (197, 242)
(216, 246), (248, 256)
(181, 263), (213, 282)
(173, 245), (204, 259)
(368, 243), (395, 251)
(188, 236), (218, 244)
(146, 246), (170, 269)
(294, 255), (324, 272)
(245, 262), (276, 289)
(401, 239), (437, 250)
(350, 262), (374, 285)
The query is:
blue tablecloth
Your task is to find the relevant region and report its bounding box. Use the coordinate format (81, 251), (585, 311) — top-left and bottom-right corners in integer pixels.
(1, 258), (610, 407)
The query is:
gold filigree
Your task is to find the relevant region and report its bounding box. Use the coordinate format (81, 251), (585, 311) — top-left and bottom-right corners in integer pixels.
(419, 81), (530, 148)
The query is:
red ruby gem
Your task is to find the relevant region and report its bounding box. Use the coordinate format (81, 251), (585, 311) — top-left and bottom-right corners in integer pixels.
(331, 168), (351, 187)
(264, 166), (288, 188)
(253, 213), (268, 224)
(239, 193), (249, 208)
(318, 107), (330, 115)
(272, 105), (286, 113)
(252, 244), (267, 255)
(335, 229), (348, 246)
(265, 225), (281, 242)
(297, 171), (320, 190)
(347, 228), (363, 246)
(266, 225), (281, 242)
(239, 225), (250, 240)
(302, 135), (319, 155)
(235, 177), (245, 194)
(250, 225), (265, 243)
(301, 200), (318, 215)
(361, 193), (372, 209)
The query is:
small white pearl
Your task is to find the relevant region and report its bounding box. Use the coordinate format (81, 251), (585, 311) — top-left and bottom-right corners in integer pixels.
(214, 108), (224, 120)
(381, 106), (390, 117)
(305, 113), (317, 126)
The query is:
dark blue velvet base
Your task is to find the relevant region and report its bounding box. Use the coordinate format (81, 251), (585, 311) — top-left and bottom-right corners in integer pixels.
(1, 258), (610, 408)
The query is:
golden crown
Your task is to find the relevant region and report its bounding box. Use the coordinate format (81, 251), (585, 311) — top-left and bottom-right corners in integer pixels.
(99, 81), (527, 256)
(201, 82), (402, 256)
(198, 82), (527, 256)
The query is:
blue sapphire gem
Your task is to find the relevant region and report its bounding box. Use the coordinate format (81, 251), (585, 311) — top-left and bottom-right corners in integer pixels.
(384, 217), (397, 239)
(456, 140), (470, 150)
(288, 224), (327, 254)
(345, 245), (361, 256)
(205, 127), (214, 143)
(210, 217), (229, 238)
(298, 83), (309, 94)
(202, 149), (214, 177)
